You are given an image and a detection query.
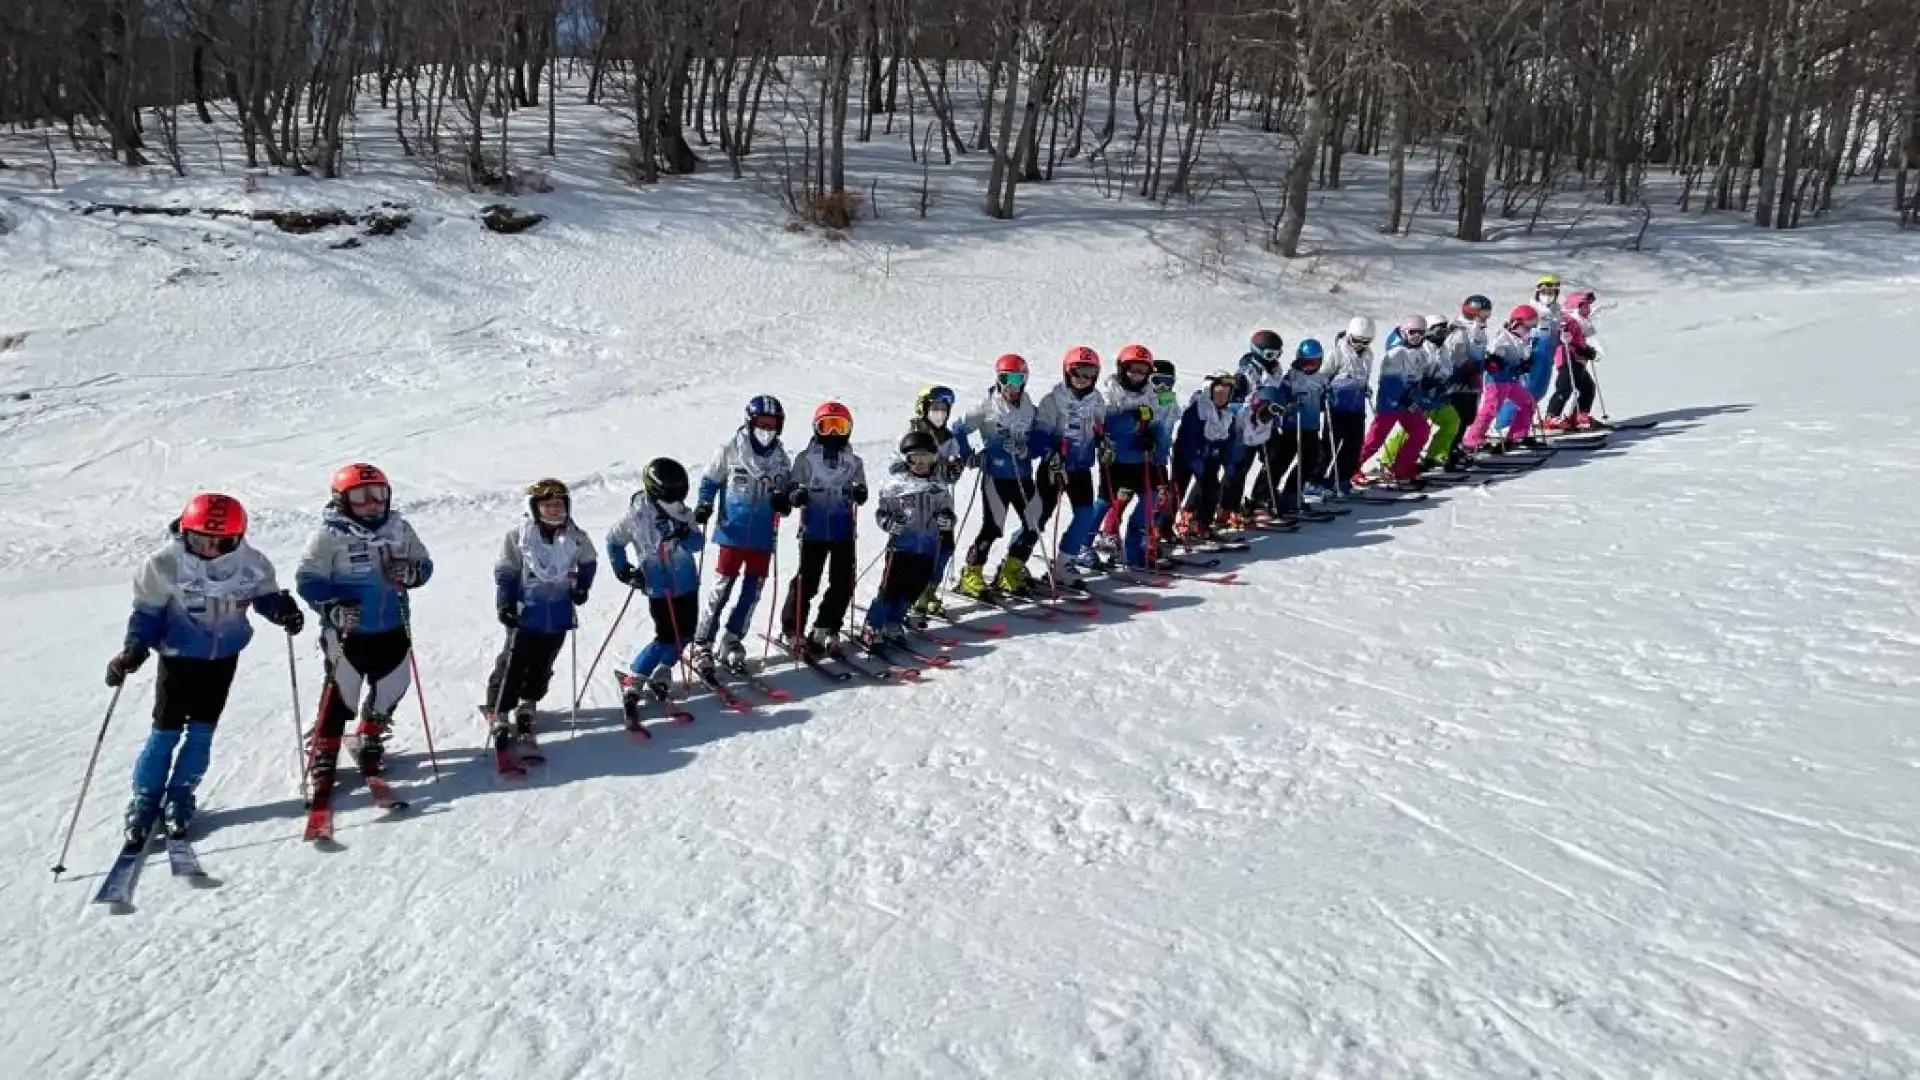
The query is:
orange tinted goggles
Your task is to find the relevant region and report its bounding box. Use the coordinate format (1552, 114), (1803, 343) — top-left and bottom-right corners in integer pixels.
(815, 415), (851, 437)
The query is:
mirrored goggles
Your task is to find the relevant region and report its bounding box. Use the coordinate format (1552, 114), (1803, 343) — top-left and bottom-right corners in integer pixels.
(184, 531), (239, 557)
(345, 484), (390, 510)
(815, 415), (851, 438)
(997, 372), (1028, 388)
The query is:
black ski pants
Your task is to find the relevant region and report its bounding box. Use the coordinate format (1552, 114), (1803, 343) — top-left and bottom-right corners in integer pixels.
(486, 628), (567, 710)
(153, 654), (240, 731)
(1323, 410), (1366, 486)
(1547, 360), (1596, 417)
(967, 472), (1041, 566)
(780, 537), (857, 636)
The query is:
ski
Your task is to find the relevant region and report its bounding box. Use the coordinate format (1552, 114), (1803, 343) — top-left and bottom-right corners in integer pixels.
(515, 730), (546, 765)
(165, 837), (215, 885)
(1055, 578), (1155, 611)
(890, 638), (953, 667)
(302, 801), (335, 846)
(615, 669), (688, 731)
(920, 605), (1008, 636)
(825, 647), (898, 681)
(841, 641), (920, 681)
(92, 836), (155, 909)
(494, 745), (527, 779)
(756, 633), (859, 683)
(902, 622), (965, 649)
(694, 667), (756, 713)
(719, 660), (794, 702)
(1167, 554), (1222, 569)
(949, 586), (1055, 620)
(365, 775), (409, 811)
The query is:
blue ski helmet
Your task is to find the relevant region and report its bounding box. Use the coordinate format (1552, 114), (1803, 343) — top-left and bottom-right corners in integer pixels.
(1295, 339), (1325, 362)
(745, 394), (785, 435)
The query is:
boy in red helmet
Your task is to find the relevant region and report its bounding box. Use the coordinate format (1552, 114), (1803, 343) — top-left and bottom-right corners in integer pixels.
(294, 463), (434, 806)
(778, 400), (869, 655)
(106, 492), (303, 845)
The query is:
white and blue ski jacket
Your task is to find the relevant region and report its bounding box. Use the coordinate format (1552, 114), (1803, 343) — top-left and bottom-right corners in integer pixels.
(125, 532), (290, 659)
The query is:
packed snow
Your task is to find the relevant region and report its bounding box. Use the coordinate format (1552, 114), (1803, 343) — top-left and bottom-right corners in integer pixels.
(3, 79), (1918, 1079)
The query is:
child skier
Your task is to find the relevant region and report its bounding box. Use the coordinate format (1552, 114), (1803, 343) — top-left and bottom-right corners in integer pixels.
(607, 458), (705, 718)
(1546, 290), (1601, 429)
(1321, 317), (1376, 495)
(894, 386), (967, 624)
(1093, 345), (1175, 569)
(860, 432), (957, 647)
(486, 478), (595, 755)
(778, 401), (869, 656)
(1233, 330), (1285, 403)
(105, 493), (303, 843)
(1498, 274), (1564, 438)
(1354, 316), (1434, 487)
(1219, 382), (1279, 529)
(1380, 315), (1467, 474)
(1029, 346), (1108, 578)
(951, 354), (1041, 598)
(1462, 305), (1542, 454)
(1444, 295), (1493, 468)
(1252, 339), (1329, 515)
(295, 463), (434, 801)
(1171, 371), (1239, 541)
(692, 395), (793, 674)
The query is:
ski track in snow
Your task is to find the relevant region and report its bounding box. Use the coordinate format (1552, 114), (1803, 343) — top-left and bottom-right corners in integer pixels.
(5, 86), (1920, 1079)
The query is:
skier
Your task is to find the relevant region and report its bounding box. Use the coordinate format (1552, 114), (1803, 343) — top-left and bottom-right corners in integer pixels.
(1380, 315), (1466, 474)
(1171, 370), (1238, 541)
(1147, 358), (1183, 546)
(1545, 290), (1601, 429)
(606, 458), (704, 715)
(486, 478), (595, 754)
(1353, 316), (1433, 487)
(859, 432), (957, 647)
(1028, 346), (1108, 578)
(692, 395), (793, 674)
(1251, 339), (1329, 515)
(105, 493), (304, 843)
(1498, 274), (1564, 438)
(295, 463), (434, 801)
(1321, 317), (1376, 495)
(1443, 295), (1493, 468)
(951, 354), (1041, 598)
(1218, 381), (1279, 529)
(777, 400), (869, 656)
(892, 386), (967, 624)
(1462, 305), (1542, 454)
(1233, 330), (1285, 403)
(1093, 344), (1174, 569)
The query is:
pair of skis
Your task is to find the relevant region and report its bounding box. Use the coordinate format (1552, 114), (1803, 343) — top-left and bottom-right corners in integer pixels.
(90, 830), (216, 911)
(303, 768), (408, 848)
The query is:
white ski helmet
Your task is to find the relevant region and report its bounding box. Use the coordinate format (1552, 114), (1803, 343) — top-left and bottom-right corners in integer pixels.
(1346, 316), (1376, 343)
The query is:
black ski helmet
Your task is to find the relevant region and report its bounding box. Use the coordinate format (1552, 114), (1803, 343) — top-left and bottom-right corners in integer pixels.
(642, 457), (689, 504)
(1250, 329), (1284, 362)
(898, 430), (939, 472)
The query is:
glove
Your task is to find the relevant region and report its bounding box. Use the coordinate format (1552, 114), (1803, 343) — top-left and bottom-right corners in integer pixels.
(1576, 344), (1597, 362)
(390, 561), (426, 588)
(615, 564), (640, 587)
(1134, 405), (1154, 428)
(570, 584), (590, 606)
(882, 514), (907, 536)
(1516, 359), (1533, 376)
(942, 458), (967, 484)
(933, 509), (957, 530)
(1043, 452), (1065, 479)
(1099, 440), (1116, 465)
(847, 480), (869, 504)
(771, 491), (792, 517)
(497, 600), (519, 629)
(788, 486), (810, 508)
(326, 601), (362, 635)
(263, 591), (304, 635)
(661, 516), (690, 542)
(693, 501), (713, 525)
(105, 644), (149, 687)
(964, 451), (984, 471)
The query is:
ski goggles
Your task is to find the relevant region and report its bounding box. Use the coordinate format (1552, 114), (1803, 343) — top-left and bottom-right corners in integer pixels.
(1066, 365), (1098, 383)
(343, 483), (390, 510)
(1255, 345), (1285, 364)
(1347, 336), (1372, 350)
(997, 371), (1028, 388)
(533, 497), (568, 522)
(183, 531), (240, 557)
(1149, 372), (1176, 390)
(749, 413), (782, 431)
(904, 449), (941, 470)
(814, 414), (851, 438)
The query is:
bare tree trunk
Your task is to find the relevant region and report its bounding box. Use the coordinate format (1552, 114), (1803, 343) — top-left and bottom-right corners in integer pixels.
(1275, 12), (1326, 258)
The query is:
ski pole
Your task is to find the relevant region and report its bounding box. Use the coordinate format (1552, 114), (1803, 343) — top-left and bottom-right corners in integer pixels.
(50, 684), (124, 880)
(488, 628), (518, 732)
(660, 543), (691, 687)
(760, 523), (781, 663)
(945, 463), (980, 588)
(1591, 363), (1611, 421)
(407, 650), (441, 782)
(575, 586), (634, 711)
(568, 620), (579, 738)
(286, 633), (308, 804)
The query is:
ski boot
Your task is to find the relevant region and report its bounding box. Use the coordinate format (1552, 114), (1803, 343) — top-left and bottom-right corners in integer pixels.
(956, 562), (989, 599)
(512, 700), (537, 737)
(1091, 532), (1120, 564)
(806, 627), (839, 656)
(993, 555), (1030, 594)
(1444, 450), (1473, 473)
(162, 793), (195, 840)
(1574, 413), (1595, 431)
(718, 631), (749, 675)
(910, 585), (945, 622)
(686, 641), (718, 680)
(488, 712), (516, 754)
(303, 732), (341, 807)
(122, 789), (162, 849)
(1542, 415), (1574, 432)
(881, 622), (911, 650)
(354, 708), (394, 776)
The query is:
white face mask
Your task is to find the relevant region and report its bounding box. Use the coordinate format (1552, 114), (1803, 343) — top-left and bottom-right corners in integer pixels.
(926, 407), (949, 428)
(750, 427), (777, 449)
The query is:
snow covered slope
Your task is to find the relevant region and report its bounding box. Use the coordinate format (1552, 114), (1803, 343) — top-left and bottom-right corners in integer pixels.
(4, 88), (1919, 1079)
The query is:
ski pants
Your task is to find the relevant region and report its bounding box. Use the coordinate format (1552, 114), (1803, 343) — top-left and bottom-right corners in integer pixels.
(1383, 405), (1461, 468)
(779, 537), (856, 637)
(1096, 460), (1159, 567)
(631, 591), (699, 678)
(1323, 410), (1367, 486)
(695, 544), (770, 645)
(1359, 410), (1431, 480)
(1465, 383), (1535, 449)
(1547, 359), (1597, 418)
(1034, 465), (1099, 560)
(1253, 426), (1320, 513)
(864, 550), (937, 631)
(486, 628), (567, 711)
(309, 627), (412, 793)
(966, 472), (1041, 566)
(1172, 457), (1225, 530)
(1448, 392), (1482, 452)
(1498, 360), (1556, 433)
(131, 654), (240, 819)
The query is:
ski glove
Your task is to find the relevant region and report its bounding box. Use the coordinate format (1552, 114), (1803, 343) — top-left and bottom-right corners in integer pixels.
(497, 600), (519, 629)
(105, 644), (150, 687)
(883, 515), (908, 536)
(770, 491), (793, 517)
(963, 451), (985, 471)
(933, 509), (957, 530)
(787, 486), (810, 508)
(942, 458), (967, 484)
(260, 591), (304, 635)
(569, 584), (590, 606)
(326, 601), (362, 635)
(1043, 452), (1066, 479)
(693, 501), (714, 525)
(614, 564), (641, 588)
(847, 480), (869, 505)
(390, 561), (427, 588)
